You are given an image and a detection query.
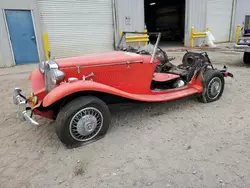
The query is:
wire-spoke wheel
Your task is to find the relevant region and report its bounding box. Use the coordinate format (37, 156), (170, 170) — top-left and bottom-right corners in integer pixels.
(56, 96), (111, 146)
(198, 70), (225, 103)
(69, 107), (103, 142)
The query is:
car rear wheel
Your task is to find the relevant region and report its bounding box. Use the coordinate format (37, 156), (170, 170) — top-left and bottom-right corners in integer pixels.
(243, 52), (250, 64)
(198, 70), (225, 103)
(55, 96), (111, 147)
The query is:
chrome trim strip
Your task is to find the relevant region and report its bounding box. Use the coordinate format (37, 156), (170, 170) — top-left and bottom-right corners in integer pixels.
(60, 60), (144, 70)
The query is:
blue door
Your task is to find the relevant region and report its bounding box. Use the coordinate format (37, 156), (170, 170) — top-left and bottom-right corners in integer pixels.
(5, 10), (39, 65)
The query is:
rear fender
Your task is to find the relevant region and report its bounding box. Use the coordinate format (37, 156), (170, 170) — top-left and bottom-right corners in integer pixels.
(42, 81), (133, 107)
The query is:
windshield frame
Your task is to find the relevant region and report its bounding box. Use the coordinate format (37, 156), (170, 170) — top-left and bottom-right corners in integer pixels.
(116, 31), (162, 64)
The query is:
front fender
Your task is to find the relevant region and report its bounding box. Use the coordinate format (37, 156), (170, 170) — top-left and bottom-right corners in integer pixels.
(42, 81), (135, 107)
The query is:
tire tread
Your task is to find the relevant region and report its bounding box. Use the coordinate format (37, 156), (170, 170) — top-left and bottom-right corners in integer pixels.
(197, 70), (225, 103)
(55, 96), (110, 146)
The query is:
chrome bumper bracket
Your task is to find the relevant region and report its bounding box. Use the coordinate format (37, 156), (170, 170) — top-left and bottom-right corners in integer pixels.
(13, 88), (39, 126)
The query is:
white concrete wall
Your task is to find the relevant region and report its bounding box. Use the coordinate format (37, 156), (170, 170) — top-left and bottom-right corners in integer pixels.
(0, 0), (44, 67)
(186, 0), (236, 46)
(207, 0), (234, 42)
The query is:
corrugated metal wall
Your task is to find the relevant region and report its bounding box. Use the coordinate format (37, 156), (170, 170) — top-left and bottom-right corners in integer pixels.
(38, 0), (114, 58)
(114, 0), (144, 46)
(231, 0), (250, 41)
(185, 0), (207, 46)
(207, 0), (233, 42)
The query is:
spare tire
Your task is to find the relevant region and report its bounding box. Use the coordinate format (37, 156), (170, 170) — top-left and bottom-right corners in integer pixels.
(182, 52), (207, 66)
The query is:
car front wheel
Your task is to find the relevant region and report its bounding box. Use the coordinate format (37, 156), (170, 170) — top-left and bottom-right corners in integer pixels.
(55, 96), (111, 147)
(243, 52), (250, 64)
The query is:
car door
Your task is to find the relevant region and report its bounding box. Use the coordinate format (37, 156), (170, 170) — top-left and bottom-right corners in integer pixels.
(5, 10), (39, 65)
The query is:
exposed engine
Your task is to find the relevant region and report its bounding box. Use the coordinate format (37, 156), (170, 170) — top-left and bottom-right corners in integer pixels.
(156, 51), (213, 81)
(151, 51), (214, 91)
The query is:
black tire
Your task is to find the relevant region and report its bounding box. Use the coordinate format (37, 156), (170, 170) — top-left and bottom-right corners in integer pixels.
(182, 52), (197, 66)
(55, 96), (111, 146)
(182, 52), (206, 66)
(243, 52), (250, 64)
(198, 70), (225, 103)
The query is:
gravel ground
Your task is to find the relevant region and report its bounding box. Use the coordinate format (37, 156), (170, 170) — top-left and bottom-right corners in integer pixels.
(0, 50), (250, 188)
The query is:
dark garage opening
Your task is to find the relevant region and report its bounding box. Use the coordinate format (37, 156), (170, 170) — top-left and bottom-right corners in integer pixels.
(144, 0), (186, 47)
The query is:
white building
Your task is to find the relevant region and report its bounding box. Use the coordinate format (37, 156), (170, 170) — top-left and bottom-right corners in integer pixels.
(0, 0), (248, 67)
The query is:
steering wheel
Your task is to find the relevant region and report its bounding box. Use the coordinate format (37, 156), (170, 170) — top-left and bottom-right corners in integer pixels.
(136, 49), (150, 55)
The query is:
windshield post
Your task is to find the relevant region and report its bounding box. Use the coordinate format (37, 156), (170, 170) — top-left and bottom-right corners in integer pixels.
(150, 33), (161, 64)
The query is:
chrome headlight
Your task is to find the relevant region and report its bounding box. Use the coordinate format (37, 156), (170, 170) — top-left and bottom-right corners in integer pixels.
(51, 69), (65, 85)
(44, 60), (65, 93)
(39, 61), (45, 74)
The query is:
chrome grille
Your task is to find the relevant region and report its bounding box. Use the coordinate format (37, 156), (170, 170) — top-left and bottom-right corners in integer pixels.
(45, 62), (52, 93)
(44, 60), (58, 93)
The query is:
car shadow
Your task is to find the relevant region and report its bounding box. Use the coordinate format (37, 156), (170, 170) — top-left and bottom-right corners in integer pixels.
(108, 95), (199, 128)
(7, 95), (200, 150)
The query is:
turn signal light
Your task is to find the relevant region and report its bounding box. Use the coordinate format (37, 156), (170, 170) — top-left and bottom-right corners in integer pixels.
(31, 96), (38, 106)
(28, 93), (38, 106)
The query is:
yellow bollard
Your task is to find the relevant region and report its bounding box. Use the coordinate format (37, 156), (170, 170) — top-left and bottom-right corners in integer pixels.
(144, 25), (148, 46)
(190, 27), (209, 48)
(120, 30), (123, 37)
(190, 27), (195, 48)
(43, 33), (50, 60)
(120, 29), (149, 46)
(235, 25), (241, 43)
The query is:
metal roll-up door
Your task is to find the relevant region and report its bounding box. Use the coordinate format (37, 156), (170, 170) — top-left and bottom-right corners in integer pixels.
(185, 0), (207, 47)
(38, 0), (114, 58)
(206, 0), (233, 42)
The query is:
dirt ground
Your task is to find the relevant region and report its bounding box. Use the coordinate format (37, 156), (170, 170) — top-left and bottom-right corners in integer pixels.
(1, 50), (250, 188)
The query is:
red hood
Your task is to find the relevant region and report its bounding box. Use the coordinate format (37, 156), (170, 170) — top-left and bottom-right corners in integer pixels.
(56, 51), (144, 68)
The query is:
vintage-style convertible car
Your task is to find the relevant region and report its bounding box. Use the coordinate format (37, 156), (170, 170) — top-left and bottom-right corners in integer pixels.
(13, 32), (233, 146)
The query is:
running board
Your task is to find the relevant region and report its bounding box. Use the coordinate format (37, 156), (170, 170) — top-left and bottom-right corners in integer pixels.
(132, 88), (199, 102)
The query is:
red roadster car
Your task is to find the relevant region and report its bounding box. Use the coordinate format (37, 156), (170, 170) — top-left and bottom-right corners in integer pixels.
(13, 32), (233, 146)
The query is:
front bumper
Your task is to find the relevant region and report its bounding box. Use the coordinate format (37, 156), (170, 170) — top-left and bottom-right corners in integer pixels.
(234, 44), (250, 52)
(13, 88), (39, 126)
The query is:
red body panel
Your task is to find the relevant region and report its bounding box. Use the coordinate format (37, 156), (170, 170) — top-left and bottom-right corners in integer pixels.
(42, 80), (202, 107)
(57, 51), (144, 68)
(58, 52), (159, 94)
(28, 51), (204, 118)
(29, 69), (46, 100)
(42, 74), (203, 107)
